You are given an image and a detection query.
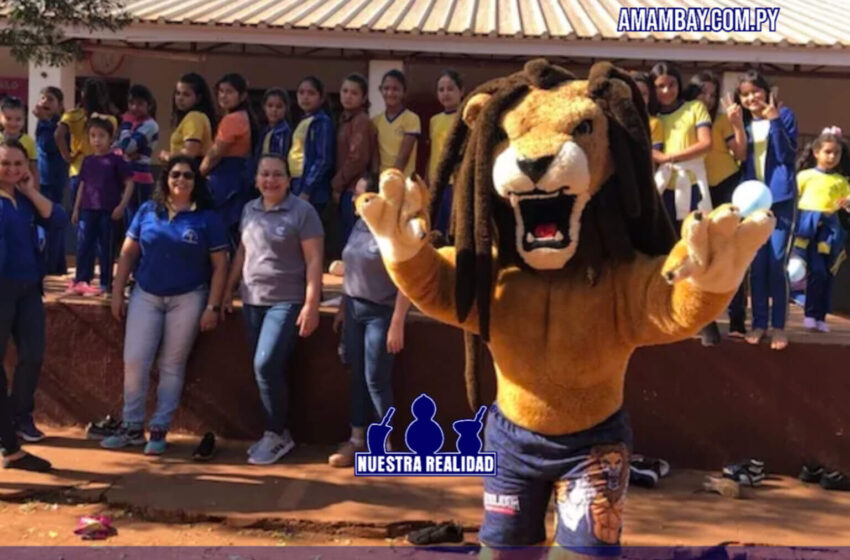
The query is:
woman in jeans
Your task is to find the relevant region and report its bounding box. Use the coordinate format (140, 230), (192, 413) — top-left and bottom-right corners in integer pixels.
(105, 155), (228, 455)
(328, 173), (410, 467)
(0, 139), (61, 471)
(223, 154), (323, 465)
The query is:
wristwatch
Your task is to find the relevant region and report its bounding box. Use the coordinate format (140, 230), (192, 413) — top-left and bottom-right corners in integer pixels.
(206, 304), (221, 313)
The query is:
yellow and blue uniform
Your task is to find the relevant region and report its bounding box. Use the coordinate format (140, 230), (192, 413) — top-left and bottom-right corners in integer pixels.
(374, 108), (421, 177)
(35, 115), (70, 275)
(657, 100), (712, 223)
(206, 110), (253, 250)
(705, 112), (741, 208)
(288, 110), (334, 212)
(170, 111), (212, 156)
(649, 116), (664, 152)
(429, 110), (456, 235)
(738, 107), (798, 331)
(793, 168), (850, 321)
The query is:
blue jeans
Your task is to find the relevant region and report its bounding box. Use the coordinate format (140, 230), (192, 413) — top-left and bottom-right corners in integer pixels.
(41, 182), (67, 275)
(0, 280), (45, 428)
(122, 286), (207, 430)
(435, 185), (454, 237)
(243, 303), (302, 434)
(124, 182), (153, 227)
(750, 199), (795, 330)
(343, 296), (395, 429)
(75, 209), (114, 288)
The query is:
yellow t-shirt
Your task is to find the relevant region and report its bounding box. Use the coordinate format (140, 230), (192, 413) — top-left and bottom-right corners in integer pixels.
(751, 119), (771, 183)
(373, 109), (421, 177)
(657, 100), (712, 155)
(796, 169), (850, 213)
(429, 111), (455, 183)
(649, 117), (664, 151)
(170, 111), (213, 156)
(0, 132), (36, 160)
(60, 109), (118, 176)
(288, 115), (313, 179)
(705, 113), (739, 186)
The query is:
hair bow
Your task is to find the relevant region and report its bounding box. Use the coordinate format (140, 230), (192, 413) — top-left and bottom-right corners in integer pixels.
(822, 126), (843, 137)
(90, 112), (109, 120)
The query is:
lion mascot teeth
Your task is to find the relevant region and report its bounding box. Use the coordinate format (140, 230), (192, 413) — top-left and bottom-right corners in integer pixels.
(356, 59), (774, 550)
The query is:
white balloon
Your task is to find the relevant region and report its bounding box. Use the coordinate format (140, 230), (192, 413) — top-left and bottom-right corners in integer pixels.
(787, 254), (807, 283)
(732, 180), (773, 217)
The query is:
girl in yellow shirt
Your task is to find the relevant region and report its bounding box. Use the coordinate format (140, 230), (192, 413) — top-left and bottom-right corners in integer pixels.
(161, 73), (216, 162)
(429, 70), (463, 238)
(373, 70), (421, 178)
(792, 127), (850, 332)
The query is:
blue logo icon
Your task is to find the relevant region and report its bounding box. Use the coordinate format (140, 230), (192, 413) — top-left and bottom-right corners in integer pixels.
(354, 393), (497, 477)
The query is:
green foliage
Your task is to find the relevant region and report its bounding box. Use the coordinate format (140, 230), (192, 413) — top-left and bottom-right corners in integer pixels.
(0, 0), (130, 66)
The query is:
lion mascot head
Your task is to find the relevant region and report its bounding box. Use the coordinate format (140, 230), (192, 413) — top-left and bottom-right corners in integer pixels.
(429, 59), (676, 408)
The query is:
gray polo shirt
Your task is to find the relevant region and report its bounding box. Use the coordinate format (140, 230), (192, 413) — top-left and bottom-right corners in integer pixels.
(239, 195), (324, 306)
(342, 219), (398, 308)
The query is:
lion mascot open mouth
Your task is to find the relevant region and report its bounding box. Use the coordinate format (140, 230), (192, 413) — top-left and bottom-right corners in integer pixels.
(356, 59), (774, 549)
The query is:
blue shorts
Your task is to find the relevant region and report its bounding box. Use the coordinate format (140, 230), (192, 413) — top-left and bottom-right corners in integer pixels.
(480, 404), (632, 552)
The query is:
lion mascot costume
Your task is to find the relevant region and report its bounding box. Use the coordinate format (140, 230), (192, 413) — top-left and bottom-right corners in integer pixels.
(356, 60), (774, 551)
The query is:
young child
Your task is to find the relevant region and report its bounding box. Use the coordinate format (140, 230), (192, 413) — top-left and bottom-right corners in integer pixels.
(56, 78), (116, 207)
(0, 97), (39, 188)
(373, 70), (421, 177)
(429, 70), (463, 238)
(288, 76), (334, 215)
(793, 127), (850, 333)
(32, 87), (69, 275)
(258, 88), (292, 160)
(115, 84), (159, 225)
(333, 73), (375, 247)
(69, 117), (134, 295)
(200, 73), (259, 250)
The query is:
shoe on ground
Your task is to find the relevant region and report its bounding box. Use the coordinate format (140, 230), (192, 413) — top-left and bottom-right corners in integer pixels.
(799, 463), (825, 483)
(328, 439), (367, 468)
(85, 415), (122, 440)
(803, 317), (817, 330)
(407, 521), (464, 545)
(143, 428), (168, 456)
(631, 455), (671, 477)
(629, 465), (658, 488)
(699, 322), (721, 347)
(248, 430), (295, 465)
(722, 459), (765, 486)
(816, 321), (830, 333)
(193, 432), (216, 462)
(15, 417), (45, 443)
(101, 425), (146, 449)
(64, 281), (83, 296)
(820, 471), (850, 491)
(2, 451), (52, 472)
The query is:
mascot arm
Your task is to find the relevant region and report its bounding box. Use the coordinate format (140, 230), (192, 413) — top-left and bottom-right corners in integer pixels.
(617, 205), (775, 347)
(386, 245), (480, 334)
(356, 169), (480, 333)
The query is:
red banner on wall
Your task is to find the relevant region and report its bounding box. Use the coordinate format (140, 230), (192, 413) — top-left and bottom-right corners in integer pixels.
(0, 76), (28, 100)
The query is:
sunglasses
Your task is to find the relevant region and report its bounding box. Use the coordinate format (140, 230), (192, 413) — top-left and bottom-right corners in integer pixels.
(169, 171), (195, 180)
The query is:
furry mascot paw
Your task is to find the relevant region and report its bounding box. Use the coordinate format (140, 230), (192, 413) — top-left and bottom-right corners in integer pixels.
(355, 169), (431, 263)
(661, 204), (776, 293)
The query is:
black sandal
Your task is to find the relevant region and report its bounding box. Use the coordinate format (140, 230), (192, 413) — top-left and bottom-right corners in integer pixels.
(192, 432), (216, 462)
(407, 521), (464, 545)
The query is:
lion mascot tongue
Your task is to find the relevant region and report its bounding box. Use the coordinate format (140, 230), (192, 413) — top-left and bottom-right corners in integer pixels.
(356, 59), (774, 550)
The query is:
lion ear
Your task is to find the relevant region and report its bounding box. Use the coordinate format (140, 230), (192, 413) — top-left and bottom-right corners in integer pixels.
(462, 93), (492, 129)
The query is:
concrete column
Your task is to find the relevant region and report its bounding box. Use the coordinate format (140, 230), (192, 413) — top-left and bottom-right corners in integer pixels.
(721, 71), (739, 101)
(367, 59), (404, 118)
(28, 62), (76, 133)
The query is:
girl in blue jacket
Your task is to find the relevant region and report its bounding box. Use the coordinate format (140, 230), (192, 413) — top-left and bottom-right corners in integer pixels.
(730, 70), (798, 350)
(288, 77), (335, 216)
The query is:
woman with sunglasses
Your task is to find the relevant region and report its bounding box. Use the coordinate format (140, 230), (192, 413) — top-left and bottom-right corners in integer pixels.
(104, 156), (228, 456)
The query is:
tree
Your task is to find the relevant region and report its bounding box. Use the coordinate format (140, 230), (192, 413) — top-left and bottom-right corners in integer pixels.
(0, 0), (130, 66)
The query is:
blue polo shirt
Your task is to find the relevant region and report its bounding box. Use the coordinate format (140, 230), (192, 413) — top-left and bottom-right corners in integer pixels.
(127, 201), (228, 296)
(0, 190), (66, 283)
(36, 116), (69, 188)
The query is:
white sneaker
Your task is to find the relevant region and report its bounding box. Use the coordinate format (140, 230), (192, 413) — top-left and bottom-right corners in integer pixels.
(803, 317), (817, 330)
(248, 430), (295, 465)
(816, 321), (830, 333)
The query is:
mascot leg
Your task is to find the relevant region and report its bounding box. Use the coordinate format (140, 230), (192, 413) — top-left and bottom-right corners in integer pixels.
(480, 405), (631, 556)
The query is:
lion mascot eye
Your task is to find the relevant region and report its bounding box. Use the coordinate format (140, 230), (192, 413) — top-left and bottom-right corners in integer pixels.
(572, 119), (593, 136)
